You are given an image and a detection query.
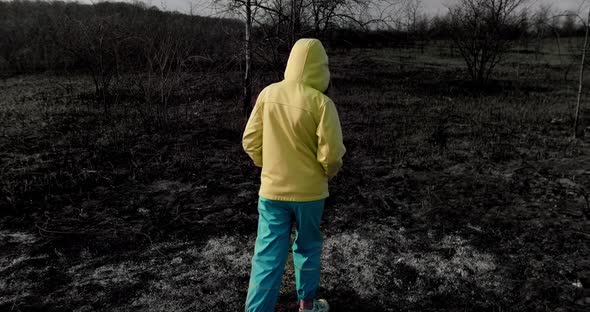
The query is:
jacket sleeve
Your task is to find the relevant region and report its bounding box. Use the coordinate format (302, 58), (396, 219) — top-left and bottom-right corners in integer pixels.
(316, 99), (346, 178)
(242, 95), (264, 167)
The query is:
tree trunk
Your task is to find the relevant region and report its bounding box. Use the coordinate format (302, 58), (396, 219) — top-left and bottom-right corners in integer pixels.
(574, 9), (590, 138)
(290, 0), (296, 47)
(243, 0), (252, 117)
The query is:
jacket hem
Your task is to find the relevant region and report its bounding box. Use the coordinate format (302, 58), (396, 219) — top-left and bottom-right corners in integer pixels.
(258, 191), (328, 202)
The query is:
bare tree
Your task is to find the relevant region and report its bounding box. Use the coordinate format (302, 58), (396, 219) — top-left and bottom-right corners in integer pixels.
(137, 32), (196, 122)
(562, 13), (578, 36)
(244, 0), (253, 116)
(404, 0), (422, 33)
(213, 0), (406, 116)
(64, 15), (121, 113)
(539, 2), (590, 138)
(573, 8), (590, 138)
(532, 4), (551, 60)
(447, 0), (527, 84)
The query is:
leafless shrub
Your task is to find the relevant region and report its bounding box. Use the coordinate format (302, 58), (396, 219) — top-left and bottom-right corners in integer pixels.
(447, 0), (528, 84)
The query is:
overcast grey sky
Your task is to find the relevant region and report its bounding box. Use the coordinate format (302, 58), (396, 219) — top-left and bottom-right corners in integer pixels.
(75, 0), (588, 17)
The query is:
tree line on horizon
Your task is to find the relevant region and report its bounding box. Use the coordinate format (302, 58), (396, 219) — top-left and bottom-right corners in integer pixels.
(0, 0), (587, 75)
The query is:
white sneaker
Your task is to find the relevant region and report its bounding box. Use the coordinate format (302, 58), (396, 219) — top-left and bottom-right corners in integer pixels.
(299, 299), (329, 312)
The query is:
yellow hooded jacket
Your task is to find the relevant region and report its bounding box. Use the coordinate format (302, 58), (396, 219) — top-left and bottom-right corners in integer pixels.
(242, 38), (346, 202)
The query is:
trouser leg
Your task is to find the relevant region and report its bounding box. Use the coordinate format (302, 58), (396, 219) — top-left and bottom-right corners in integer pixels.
(245, 197), (292, 312)
(291, 199), (325, 302)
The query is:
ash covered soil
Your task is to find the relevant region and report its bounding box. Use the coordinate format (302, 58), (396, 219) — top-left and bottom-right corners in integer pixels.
(1, 49), (590, 311)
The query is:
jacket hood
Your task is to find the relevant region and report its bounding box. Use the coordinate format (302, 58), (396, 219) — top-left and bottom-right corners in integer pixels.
(284, 38), (330, 93)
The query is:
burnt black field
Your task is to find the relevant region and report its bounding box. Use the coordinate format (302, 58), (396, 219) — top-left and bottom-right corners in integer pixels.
(1, 1), (590, 309)
(1, 43), (589, 311)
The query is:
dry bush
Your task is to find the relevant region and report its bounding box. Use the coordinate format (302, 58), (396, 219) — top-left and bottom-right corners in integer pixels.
(448, 0), (528, 84)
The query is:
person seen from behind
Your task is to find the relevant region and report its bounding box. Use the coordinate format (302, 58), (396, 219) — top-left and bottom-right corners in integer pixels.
(242, 38), (346, 312)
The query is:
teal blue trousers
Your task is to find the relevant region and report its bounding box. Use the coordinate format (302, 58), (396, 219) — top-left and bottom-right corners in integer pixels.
(245, 196), (325, 312)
